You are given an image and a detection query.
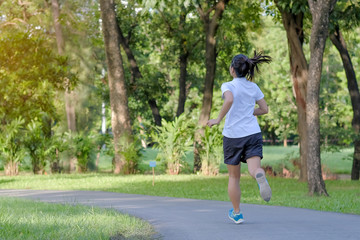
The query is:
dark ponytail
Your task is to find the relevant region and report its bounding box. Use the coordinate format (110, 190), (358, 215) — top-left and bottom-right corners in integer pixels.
(231, 51), (272, 81)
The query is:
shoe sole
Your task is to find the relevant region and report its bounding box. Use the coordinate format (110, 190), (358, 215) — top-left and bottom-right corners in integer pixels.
(228, 215), (244, 224)
(256, 173), (272, 202)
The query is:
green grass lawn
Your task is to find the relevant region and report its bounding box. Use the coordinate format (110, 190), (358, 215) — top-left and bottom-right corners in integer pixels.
(137, 146), (353, 175)
(1, 146), (353, 175)
(0, 197), (156, 240)
(1, 173), (359, 215)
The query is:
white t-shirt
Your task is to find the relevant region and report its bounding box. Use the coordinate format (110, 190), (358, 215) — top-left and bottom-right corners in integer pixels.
(221, 77), (264, 138)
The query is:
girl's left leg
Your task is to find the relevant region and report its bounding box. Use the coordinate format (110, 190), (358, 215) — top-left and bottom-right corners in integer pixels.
(246, 156), (265, 178)
(247, 156), (272, 202)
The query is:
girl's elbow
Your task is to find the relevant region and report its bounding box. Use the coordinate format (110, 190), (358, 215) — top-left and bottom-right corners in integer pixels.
(225, 98), (234, 105)
(261, 106), (268, 115)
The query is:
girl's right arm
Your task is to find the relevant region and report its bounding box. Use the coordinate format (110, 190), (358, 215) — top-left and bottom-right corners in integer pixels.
(254, 98), (268, 116)
(207, 91), (234, 128)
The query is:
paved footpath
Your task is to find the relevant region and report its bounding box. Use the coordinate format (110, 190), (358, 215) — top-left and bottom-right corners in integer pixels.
(0, 189), (359, 240)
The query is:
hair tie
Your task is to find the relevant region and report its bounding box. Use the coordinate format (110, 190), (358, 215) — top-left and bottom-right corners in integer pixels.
(246, 58), (253, 66)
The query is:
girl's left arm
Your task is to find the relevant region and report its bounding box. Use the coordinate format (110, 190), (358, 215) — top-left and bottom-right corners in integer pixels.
(207, 91), (233, 128)
(254, 98), (268, 116)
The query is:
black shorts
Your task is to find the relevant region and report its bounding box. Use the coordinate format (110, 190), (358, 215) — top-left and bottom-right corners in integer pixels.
(223, 133), (263, 165)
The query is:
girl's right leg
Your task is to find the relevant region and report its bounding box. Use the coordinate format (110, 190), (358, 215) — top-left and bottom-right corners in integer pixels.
(227, 164), (241, 213)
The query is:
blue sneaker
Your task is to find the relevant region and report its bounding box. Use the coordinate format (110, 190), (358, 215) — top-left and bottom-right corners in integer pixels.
(228, 208), (244, 224)
(256, 172), (272, 202)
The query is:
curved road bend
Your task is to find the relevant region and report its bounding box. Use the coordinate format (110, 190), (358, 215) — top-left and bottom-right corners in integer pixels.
(0, 189), (359, 240)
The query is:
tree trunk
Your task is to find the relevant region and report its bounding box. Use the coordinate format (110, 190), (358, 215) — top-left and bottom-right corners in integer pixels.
(5, 161), (19, 176)
(277, 5), (309, 182)
(65, 92), (76, 132)
(329, 27), (360, 180)
(283, 136), (288, 147)
(51, 0), (77, 172)
(51, 0), (77, 132)
(51, 0), (64, 56)
(306, 0), (336, 196)
(194, 0), (229, 172)
(50, 148), (61, 173)
(177, 48), (189, 117)
(100, 0), (132, 174)
(96, 145), (101, 171)
(117, 26), (141, 85)
(117, 22), (162, 126)
(177, 8), (189, 117)
(148, 99), (162, 126)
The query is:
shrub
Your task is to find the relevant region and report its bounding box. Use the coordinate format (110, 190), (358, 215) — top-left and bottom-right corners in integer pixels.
(151, 114), (194, 175)
(0, 118), (25, 175)
(200, 126), (223, 176)
(105, 134), (143, 174)
(24, 120), (55, 174)
(66, 132), (95, 173)
(48, 133), (68, 174)
(120, 138), (143, 174)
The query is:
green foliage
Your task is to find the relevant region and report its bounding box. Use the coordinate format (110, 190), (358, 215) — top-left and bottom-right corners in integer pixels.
(330, 0), (360, 31)
(0, 31), (72, 124)
(200, 126), (223, 176)
(23, 120), (55, 174)
(318, 41), (354, 147)
(102, 134), (143, 174)
(48, 132), (68, 174)
(272, 0), (309, 14)
(0, 0), (358, 178)
(120, 138), (143, 175)
(151, 114), (195, 174)
(66, 132), (96, 173)
(0, 117), (25, 175)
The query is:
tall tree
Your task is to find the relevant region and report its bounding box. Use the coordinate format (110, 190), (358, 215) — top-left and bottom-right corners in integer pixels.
(274, 0), (309, 181)
(99, 0), (132, 174)
(139, 1), (203, 122)
(251, 16), (298, 149)
(177, 5), (190, 117)
(51, 0), (79, 173)
(51, 0), (77, 133)
(329, 2), (360, 180)
(306, 0), (337, 195)
(193, 0), (230, 172)
(115, 2), (163, 126)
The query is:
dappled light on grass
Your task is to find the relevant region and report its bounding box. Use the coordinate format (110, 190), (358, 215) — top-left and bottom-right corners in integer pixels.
(0, 197), (155, 240)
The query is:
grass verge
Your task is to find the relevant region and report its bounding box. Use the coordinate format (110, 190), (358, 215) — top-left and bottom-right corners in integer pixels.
(138, 146), (353, 175)
(4, 146), (352, 175)
(0, 197), (156, 240)
(0, 173), (359, 215)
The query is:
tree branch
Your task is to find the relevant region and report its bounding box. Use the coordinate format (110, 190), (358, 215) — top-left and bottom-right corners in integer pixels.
(211, 0), (229, 24)
(205, 6), (216, 16)
(126, 24), (138, 46)
(195, 0), (205, 21)
(157, 8), (174, 34)
(191, 37), (202, 50)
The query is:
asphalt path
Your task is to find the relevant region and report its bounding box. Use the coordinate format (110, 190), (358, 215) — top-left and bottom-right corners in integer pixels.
(0, 189), (359, 240)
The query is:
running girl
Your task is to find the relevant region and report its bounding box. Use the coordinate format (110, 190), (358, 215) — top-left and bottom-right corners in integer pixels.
(207, 51), (272, 224)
